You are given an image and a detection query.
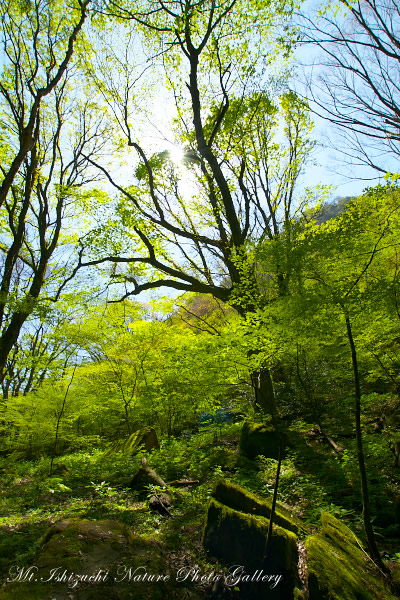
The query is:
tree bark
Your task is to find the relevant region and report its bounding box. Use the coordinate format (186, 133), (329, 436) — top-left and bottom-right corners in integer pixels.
(344, 311), (388, 573)
(251, 367), (277, 420)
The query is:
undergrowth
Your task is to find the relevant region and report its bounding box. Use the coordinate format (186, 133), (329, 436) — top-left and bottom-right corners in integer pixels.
(0, 419), (399, 584)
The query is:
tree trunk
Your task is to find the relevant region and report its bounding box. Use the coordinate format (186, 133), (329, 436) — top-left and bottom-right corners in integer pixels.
(132, 457), (168, 488)
(251, 367), (277, 420)
(129, 458), (180, 516)
(234, 298), (278, 422)
(344, 311), (388, 574)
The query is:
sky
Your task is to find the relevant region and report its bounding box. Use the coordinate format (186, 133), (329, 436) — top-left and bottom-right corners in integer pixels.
(1, 0), (391, 309)
(292, 0), (398, 198)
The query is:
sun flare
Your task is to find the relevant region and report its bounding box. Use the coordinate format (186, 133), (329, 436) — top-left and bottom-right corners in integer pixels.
(168, 146), (184, 165)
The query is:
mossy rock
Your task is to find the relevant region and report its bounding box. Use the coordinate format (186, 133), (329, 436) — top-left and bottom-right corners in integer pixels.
(0, 519), (201, 600)
(212, 479), (306, 535)
(104, 427), (160, 458)
(239, 421), (287, 460)
(127, 427), (160, 453)
(203, 498), (298, 599)
(305, 512), (396, 600)
(51, 463), (71, 476)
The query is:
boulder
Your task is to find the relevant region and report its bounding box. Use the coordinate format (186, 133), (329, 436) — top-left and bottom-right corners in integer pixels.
(104, 427), (160, 460)
(125, 427), (160, 454)
(239, 421), (287, 460)
(203, 498), (298, 599)
(305, 512), (397, 600)
(203, 481), (396, 599)
(0, 519), (200, 600)
(212, 479), (306, 535)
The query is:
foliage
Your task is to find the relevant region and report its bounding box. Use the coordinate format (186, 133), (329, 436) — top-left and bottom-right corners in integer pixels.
(0, 0), (106, 383)
(0, 300), (252, 455)
(1, 0), (400, 587)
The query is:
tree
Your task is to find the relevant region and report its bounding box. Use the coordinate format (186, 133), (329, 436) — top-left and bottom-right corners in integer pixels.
(299, 0), (400, 176)
(29, 300), (249, 441)
(172, 292), (235, 335)
(1, 298), (87, 399)
(0, 0), (105, 383)
(257, 182), (400, 570)
(75, 0), (315, 416)
(0, 0), (90, 206)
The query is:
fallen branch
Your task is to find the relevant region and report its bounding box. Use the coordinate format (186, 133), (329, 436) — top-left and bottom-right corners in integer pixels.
(130, 458), (186, 515)
(149, 489), (172, 516)
(168, 479), (200, 487)
(318, 426), (344, 454)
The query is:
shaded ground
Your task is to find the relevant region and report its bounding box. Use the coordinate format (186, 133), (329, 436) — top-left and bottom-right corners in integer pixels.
(0, 423), (399, 598)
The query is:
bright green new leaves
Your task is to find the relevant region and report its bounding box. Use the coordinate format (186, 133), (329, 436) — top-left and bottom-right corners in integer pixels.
(0, 0), (91, 203)
(0, 0), (107, 383)
(47, 300), (249, 440)
(256, 181), (400, 418)
(1, 294), (258, 455)
(294, 183), (400, 309)
(77, 0), (309, 309)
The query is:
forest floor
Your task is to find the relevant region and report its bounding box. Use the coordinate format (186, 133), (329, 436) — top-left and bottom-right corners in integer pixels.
(0, 422), (399, 597)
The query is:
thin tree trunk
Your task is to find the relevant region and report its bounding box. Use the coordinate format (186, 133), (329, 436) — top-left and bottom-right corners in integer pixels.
(264, 441), (282, 559)
(233, 284), (278, 422)
(49, 363), (77, 476)
(344, 311), (388, 573)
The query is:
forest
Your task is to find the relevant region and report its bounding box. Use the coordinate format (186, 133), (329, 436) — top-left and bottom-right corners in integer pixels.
(0, 0), (399, 598)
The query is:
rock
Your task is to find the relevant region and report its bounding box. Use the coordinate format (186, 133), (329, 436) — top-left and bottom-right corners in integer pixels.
(0, 519), (201, 600)
(51, 463), (71, 476)
(212, 479), (306, 534)
(203, 498), (298, 599)
(239, 421), (287, 460)
(148, 492), (172, 515)
(104, 427), (160, 461)
(203, 481), (396, 599)
(125, 427), (160, 454)
(305, 512), (397, 600)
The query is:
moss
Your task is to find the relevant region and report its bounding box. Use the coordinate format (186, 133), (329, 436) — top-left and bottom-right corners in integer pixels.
(305, 512), (396, 600)
(0, 522), (46, 581)
(212, 479), (306, 534)
(319, 512), (366, 558)
(203, 498), (298, 599)
(0, 582), (50, 600)
(104, 427), (159, 458)
(0, 519), (202, 600)
(125, 427), (159, 453)
(239, 421), (288, 461)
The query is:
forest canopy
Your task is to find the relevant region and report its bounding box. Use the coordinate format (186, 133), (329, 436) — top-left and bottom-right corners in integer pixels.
(0, 0), (400, 595)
